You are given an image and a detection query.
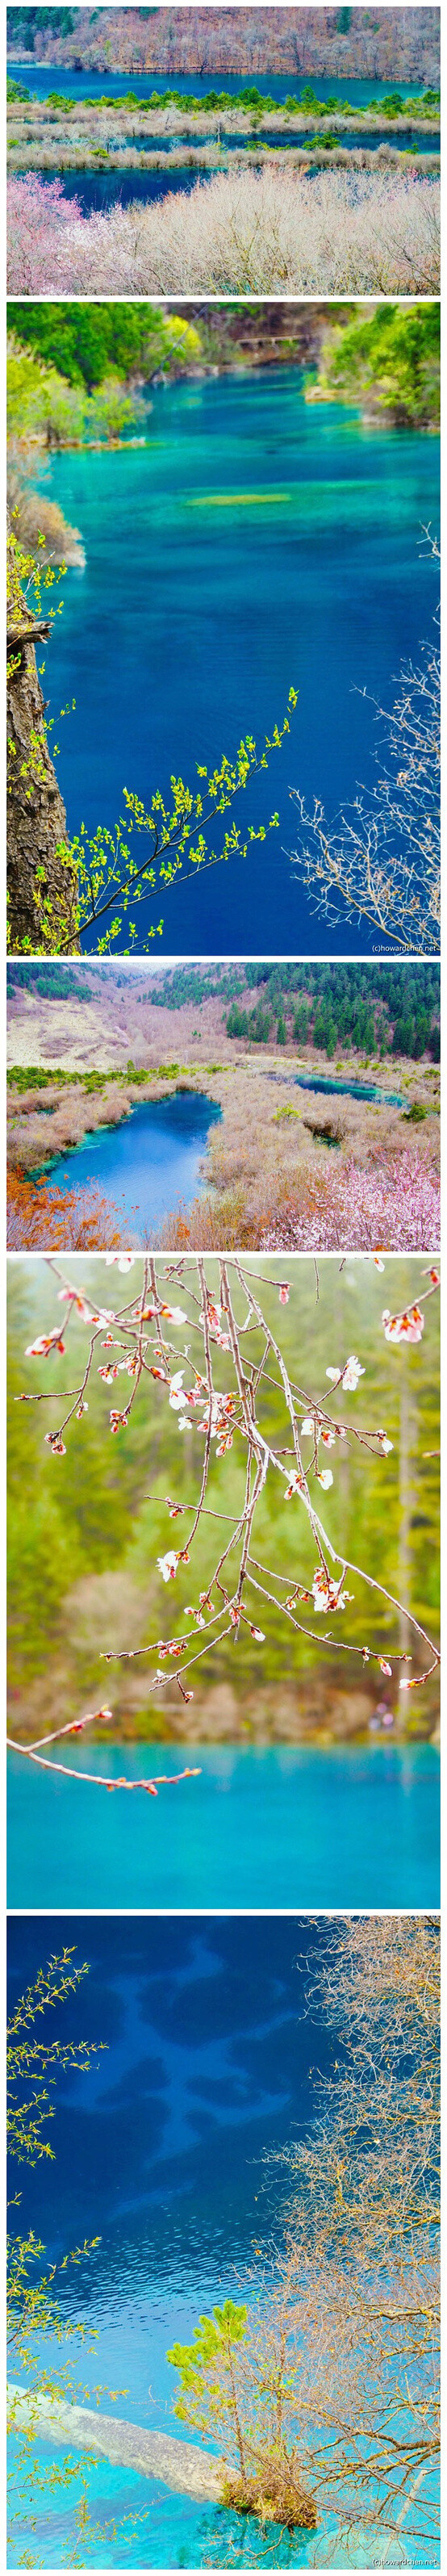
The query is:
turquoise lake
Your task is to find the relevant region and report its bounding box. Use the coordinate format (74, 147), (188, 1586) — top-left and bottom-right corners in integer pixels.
(6, 1742), (439, 1911)
(36, 371), (440, 956)
(7, 1915), (439, 2569)
(8, 62), (433, 103)
(295, 1072), (403, 1104)
(29, 128), (440, 218)
(35, 1090), (221, 1237)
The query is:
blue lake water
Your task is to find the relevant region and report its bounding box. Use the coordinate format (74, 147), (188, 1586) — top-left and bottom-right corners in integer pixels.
(127, 131), (438, 152)
(6, 1742), (440, 1911)
(7, 61), (434, 103)
(20, 163), (207, 208)
(27, 129), (439, 216)
(34, 1090), (221, 1238)
(35, 373), (441, 958)
(6, 1914), (440, 2568)
(295, 1073), (403, 1104)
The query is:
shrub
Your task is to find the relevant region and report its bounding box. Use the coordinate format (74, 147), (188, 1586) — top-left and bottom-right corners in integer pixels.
(6, 167), (440, 297)
(6, 1167), (123, 1249)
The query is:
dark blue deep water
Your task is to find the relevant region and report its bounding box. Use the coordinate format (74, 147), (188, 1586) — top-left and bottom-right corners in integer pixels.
(6, 1742), (440, 1912)
(34, 373), (440, 957)
(6, 1915), (327, 2568)
(20, 162), (208, 207)
(27, 128), (439, 216)
(6, 1914), (440, 2567)
(7, 61), (433, 103)
(35, 1090), (221, 1238)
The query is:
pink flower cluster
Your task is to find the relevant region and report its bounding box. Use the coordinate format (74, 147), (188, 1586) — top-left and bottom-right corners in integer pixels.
(261, 1153), (440, 1255)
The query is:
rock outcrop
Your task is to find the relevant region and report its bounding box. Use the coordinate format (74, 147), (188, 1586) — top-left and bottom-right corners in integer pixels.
(7, 544), (78, 954)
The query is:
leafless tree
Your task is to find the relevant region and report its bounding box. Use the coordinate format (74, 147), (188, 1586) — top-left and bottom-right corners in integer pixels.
(290, 540), (440, 957)
(170, 1918), (440, 2561)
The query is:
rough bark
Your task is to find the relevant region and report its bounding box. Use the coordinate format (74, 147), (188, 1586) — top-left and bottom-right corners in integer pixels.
(7, 578), (79, 955)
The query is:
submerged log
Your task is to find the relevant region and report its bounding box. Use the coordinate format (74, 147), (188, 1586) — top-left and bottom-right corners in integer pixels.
(7, 2384), (225, 2502)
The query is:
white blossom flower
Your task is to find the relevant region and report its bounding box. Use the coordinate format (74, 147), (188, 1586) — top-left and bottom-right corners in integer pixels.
(341, 1356), (365, 1391)
(382, 1305), (424, 1343)
(104, 1253), (136, 1271)
(326, 1355), (364, 1392)
(169, 1371), (188, 1411)
(157, 1551), (181, 1582)
(26, 1330), (65, 1358)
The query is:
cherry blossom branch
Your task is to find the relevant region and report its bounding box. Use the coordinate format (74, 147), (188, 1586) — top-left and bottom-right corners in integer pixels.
(9, 1256), (440, 1791)
(6, 1710), (201, 1796)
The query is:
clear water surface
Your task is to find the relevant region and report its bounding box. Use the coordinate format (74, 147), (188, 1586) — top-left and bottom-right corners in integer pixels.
(6, 1742), (440, 1912)
(33, 1090), (222, 1238)
(26, 128), (439, 217)
(7, 1913), (440, 2568)
(32, 371), (440, 957)
(295, 1072), (403, 1104)
(7, 61), (434, 103)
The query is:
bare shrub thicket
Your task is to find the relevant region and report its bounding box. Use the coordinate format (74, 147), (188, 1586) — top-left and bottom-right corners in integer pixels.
(6, 167), (440, 297)
(290, 588), (440, 956)
(169, 1918), (440, 2559)
(161, 1146), (440, 1256)
(261, 1915), (441, 2559)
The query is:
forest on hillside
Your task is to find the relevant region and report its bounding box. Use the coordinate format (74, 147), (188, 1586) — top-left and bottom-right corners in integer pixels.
(6, 959), (441, 1062)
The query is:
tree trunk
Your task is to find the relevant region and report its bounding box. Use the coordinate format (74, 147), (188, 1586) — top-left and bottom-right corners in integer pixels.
(7, 568), (79, 955)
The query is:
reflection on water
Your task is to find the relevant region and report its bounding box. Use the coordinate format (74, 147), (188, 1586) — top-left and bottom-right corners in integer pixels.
(34, 1090), (222, 1238)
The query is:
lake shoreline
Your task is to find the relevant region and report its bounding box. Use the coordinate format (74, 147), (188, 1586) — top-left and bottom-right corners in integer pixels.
(8, 1680), (440, 1753)
(6, 1046), (440, 1188)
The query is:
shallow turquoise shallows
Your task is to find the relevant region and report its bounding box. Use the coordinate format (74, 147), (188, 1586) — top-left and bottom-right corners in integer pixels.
(32, 373), (440, 957)
(34, 1091), (221, 1238)
(6, 1743), (439, 1910)
(295, 1072), (403, 1104)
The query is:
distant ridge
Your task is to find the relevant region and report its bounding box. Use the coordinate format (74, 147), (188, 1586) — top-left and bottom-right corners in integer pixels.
(7, 6), (441, 84)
